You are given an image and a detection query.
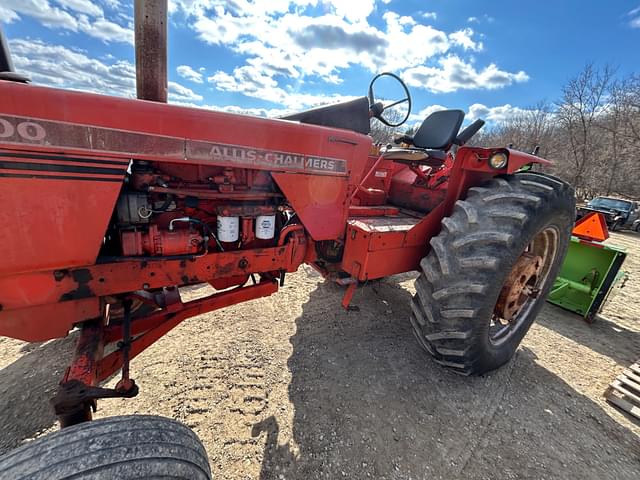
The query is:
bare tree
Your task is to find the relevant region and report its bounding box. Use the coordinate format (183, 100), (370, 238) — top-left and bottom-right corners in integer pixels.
(475, 102), (557, 154)
(369, 108), (406, 145)
(465, 65), (640, 200)
(555, 64), (615, 195)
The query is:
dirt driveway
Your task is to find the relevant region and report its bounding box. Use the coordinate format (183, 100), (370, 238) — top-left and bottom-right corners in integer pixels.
(0, 232), (639, 479)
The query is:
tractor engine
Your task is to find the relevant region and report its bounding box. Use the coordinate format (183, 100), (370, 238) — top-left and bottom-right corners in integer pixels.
(112, 161), (288, 286)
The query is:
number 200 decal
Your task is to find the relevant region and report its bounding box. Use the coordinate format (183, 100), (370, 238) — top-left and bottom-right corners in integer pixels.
(0, 117), (47, 142)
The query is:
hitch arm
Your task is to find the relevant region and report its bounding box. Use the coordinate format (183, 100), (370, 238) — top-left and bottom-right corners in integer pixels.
(50, 380), (139, 428)
(52, 280), (279, 428)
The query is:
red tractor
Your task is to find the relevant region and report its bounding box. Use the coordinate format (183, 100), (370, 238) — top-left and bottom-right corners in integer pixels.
(0, 28), (574, 479)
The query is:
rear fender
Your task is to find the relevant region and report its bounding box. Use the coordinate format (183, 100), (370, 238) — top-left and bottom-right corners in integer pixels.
(458, 147), (551, 174)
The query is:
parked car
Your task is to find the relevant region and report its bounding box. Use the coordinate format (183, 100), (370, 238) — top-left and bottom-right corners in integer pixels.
(577, 196), (640, 231)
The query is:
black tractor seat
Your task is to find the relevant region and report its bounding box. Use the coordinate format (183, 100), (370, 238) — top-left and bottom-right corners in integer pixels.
(383, 109), (465, 167)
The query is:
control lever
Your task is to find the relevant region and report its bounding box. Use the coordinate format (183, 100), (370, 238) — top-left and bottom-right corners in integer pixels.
(393, 134), (415, 145)
(369, 101), (384, 118)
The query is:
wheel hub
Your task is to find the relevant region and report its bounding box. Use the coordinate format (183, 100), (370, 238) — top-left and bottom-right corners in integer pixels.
(495, 253), (543, 321)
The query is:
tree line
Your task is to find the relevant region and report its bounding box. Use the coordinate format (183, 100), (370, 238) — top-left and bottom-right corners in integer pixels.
(473, 65), (640, 201)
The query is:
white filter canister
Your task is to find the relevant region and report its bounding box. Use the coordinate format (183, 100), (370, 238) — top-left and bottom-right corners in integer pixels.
(255, 215), (276, 240)
(217, 216), (239, 242)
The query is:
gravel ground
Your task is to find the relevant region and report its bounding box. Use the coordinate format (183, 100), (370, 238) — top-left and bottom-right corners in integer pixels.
(0, 232), (639, 479)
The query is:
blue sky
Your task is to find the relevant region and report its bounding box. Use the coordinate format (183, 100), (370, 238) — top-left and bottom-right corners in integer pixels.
(2, 1), (639, 125)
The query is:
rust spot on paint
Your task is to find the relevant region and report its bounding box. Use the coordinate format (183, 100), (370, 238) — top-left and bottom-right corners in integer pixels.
(59, 269), (94, 301)
(216, 263), (231, 275)
(53, 270), (67, 281)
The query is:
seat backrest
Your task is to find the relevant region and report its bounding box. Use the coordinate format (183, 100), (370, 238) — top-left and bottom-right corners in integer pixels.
(413, 109), (465, 150)
(280, 97), (371, 135)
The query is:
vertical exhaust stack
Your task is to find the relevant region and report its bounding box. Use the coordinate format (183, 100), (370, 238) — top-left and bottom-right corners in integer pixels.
(134, 0), (168, 102)
(0, 27), (15, 73)
(0, 27), (29, 82)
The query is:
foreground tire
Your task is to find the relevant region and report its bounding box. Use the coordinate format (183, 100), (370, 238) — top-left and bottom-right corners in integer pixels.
(610, 219), (621, 232)
(410, 173), (575, 375)
(0, 415), (211, 480)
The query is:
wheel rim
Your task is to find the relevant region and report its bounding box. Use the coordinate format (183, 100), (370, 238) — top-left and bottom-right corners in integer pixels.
(489, 225), (559, 345)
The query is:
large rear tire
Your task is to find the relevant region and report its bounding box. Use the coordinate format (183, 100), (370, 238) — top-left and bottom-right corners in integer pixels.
(0, 415), (211, 479)
(410, 173), (575, 375)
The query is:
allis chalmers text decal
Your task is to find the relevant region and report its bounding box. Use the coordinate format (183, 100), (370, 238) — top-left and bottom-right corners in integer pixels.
(0, 115), (348, 176)
(187, 141), (345, 174)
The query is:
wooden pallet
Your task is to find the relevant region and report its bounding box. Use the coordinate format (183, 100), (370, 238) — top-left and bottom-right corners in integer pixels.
(605, 361), (640, 420)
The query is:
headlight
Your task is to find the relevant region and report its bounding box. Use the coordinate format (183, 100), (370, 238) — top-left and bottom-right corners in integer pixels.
(488, 151), (508, 169)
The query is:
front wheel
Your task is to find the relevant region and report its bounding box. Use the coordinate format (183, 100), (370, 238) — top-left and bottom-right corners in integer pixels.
(410, 173), (575, 375)
(610, 219), (622, 232)
(0, 415), (211, 479)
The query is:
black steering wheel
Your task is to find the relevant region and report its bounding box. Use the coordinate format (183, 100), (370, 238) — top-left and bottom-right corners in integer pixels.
(368, 72), (412, 127)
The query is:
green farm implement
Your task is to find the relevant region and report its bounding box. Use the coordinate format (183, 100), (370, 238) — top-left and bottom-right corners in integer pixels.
(547, 212), (627, 322)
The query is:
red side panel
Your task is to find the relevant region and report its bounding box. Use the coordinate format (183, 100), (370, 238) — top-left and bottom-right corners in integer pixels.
(270, 131), (370, 240)
(272, 173), (350, 240)
(0, 153), (126, 275)
(0, 298), (100, 342)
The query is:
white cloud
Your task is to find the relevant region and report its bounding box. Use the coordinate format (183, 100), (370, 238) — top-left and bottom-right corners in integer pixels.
(208, 67), (357, 109)
(168, 81), (203, 102)
(416, 104), (449, 119)
(467, 14), (494, 24)
(177, 65), (204, 83)
(408, 104), (448, 126)
(467, 103), (529, 123)
(629, 6), (640, 28)
(329, 0), (376, 22)
(10, 38), (135, 95)
(171, 100), (291, 118)
(1, 0), (133, 44)
(404, 102), (537, 130)
(77, 14), (134, 44)
(403, 56), (529, 93)
(215, 104), (290, 117)
(2, 0), (78, 30)
(7, 0), (530, 116)
(57, 0), (103, 16)
(0, 6), (20, 23)
(184, 6), (452, 87)
(449, 28), (483, 51)
(168, 0), (526, 103)
(9, 38), (200, 105)
(7, 36), (318, 116)
(410, 103), (533, 129)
